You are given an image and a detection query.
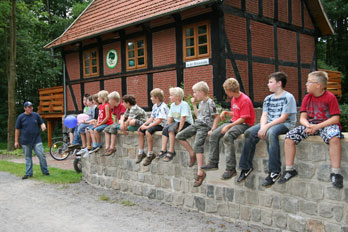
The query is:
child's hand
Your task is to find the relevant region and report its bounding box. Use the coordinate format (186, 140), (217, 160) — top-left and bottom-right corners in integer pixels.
(257, 127), (268, 140)
(190, 97), (196, 104)
(221, 125), (230, 134)
(220, 111), (226, 121)
(208, 129), (213, 136)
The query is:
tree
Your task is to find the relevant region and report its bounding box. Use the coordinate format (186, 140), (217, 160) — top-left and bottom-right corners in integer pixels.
(7, 0), (16, 151)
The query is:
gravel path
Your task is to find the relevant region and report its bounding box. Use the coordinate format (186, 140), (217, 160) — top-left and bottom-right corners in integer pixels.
(0, 171), (261, 232)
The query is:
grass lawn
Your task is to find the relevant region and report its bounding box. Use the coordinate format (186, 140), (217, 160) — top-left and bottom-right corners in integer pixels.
(0, 160), (82, 184)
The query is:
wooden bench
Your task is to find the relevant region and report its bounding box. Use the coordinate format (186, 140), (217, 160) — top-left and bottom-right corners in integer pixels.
(319, 69), (342, 98)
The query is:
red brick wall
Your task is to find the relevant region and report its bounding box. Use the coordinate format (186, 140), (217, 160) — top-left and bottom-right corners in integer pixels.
(104, 79), (122, 96)
(304, 4), (314, 30)
(153, 28), (176, 67)
(82, 38), (97, 46)
(67, 84), (81, 112)
(85, 81), (100, 96)
(103, 42), (122, 75)
(246, 0), (258, 14)
(279, 66), (299, 102)
(127, 75), (148, 107)
(226, 60), (250, 96)
(301, 68), (311, 99)
(125, 25), (142, 35)
(183, 65), (213, 99)
(252, 63), (275, 102)
(292, 0), (302, 27)
(224, 0), (241, 9)
(153, 70), (177, 104)
(149, 16), (174, 28)
(300, 34), (315, 64)
(263, 0), (275, 19)
(225, 14), (247, 54)
(278, 0), (289, 23)
(65, 52), (80, 80)
(278, 28), (297, 63)
(251, 21), (274, 58)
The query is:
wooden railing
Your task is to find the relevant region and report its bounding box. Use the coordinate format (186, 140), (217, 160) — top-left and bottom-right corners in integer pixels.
(319, 69), (342, 98)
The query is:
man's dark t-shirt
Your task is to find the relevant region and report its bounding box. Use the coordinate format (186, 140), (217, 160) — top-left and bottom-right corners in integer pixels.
(15, 112), (44, 145)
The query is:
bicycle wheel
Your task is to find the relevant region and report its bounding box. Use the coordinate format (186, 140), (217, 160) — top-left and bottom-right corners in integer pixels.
(73, 158), (82, 173)
(50, 141), (70, 161)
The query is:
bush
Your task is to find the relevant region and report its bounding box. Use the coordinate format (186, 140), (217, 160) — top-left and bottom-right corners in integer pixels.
(340, 104), (348, 132)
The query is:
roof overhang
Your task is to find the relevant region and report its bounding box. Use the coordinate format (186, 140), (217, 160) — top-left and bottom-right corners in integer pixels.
(307, 0), (334, 36)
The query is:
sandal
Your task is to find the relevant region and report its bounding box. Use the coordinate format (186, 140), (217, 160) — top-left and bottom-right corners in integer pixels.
(163, 151), (176, 162)
(103, 148), (116, 156)
(103, 148), (110, 154)
(157, 150), (167, 159)
(189, 153), (196, 167)
(194, 171), (206, 187)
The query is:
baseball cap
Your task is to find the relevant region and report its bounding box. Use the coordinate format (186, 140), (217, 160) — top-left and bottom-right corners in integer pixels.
(24, 101), (33, 107)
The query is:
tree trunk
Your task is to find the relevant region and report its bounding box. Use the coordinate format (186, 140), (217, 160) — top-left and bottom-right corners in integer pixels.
(7, 0), (16, 151)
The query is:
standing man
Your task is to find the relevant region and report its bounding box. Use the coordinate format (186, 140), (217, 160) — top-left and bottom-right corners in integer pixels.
(15, 101), (50, 179)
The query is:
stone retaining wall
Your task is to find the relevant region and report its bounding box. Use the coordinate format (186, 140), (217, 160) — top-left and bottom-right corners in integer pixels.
(82, 132), (348, 232)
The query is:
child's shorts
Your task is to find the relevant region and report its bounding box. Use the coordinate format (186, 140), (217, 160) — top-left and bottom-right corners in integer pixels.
(139, 125), (163, 135)
(176, 123), (210, 153)
(104, 123), (118, 134)
(116, 124), (139, 132)
(162, 122), (191, 137)
(285, 124), (343, 144)
(77, 123), (90, 134)
(92, 124), (109, 132)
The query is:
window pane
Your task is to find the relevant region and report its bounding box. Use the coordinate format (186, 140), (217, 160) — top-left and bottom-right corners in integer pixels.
(185, 28), (194, 37)
(198, 45), (208, 55)
(128, 51), (135, 58)
(198, 25), (207, 34)
(128, 42), (134, 50)
(186, 47), (195, 57)
(137, 40), (144, 48)
(85, 60), (90, 66)
(84, 53), (90, 59)
(186, 38), (194, 47)
(92, 51), (97, 58)
(92, 59), (97, 65)
(198, 35), (207, 45)
(92, 66), (97, 73)
(129, 59), (135, 67)
(138, 57), (144, 65)
(85, 68), (90, 74)
(138, 48), (144, 56)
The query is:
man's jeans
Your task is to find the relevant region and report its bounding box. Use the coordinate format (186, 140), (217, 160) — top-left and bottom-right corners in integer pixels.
(239, 123), (289, 173)
(22, 143), (49, 176)
(209, 123), (250, 170)
(71, 126), (82, 145)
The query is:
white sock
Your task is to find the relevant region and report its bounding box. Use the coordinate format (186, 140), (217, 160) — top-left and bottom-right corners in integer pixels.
(331, 168), (341, 174)
(285, 165), (294, 171)
(138, 149), (144, 155)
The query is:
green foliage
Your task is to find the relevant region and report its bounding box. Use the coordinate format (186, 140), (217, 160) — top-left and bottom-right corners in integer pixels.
(0, 160), (82, 184)
(340, 104), (348, 132)
(121, 200), (136, 207)
(99, 194), (110, 201)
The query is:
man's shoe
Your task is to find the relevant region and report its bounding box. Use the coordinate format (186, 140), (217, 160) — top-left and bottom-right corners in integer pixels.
(136, 152), (146, 164)
(22, 175), (32, 180)
(237, 168), (253, 183)
(201, 162), (218, 171)
(43, 173), (50, 176)
(278, 169), (298, 184)
(262, 172), (280, 187)
(221, 169), (237, 180)
(330, 173), (343, 189)
(143, 153), (156, 166)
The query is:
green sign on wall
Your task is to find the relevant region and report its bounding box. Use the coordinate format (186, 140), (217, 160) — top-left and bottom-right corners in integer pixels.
(106, 49), (118, 69)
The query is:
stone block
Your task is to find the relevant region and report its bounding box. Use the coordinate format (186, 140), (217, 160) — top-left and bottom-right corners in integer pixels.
(307, 183), (324, 200)
(259, 193), (273, 208)
(129, 172), (138, 181)
(333, 205), (344, 222)
(261, 210), (272, 226)
(174, 166), (182, 178)
(126, 160), (133, 171)
(306, 219), (323, 232)
(288, 214), (306, 232)
(194, 196), (205, 211)
(228, 203), (240, 219)
(281, 196), (298, 214)
(223, 187), (234, 202)
(215, 186), (223, 200)
(205, 199), (218, 213)
(179, 151), (189, 167)
(99, 177), (105, 187)
(207, 185), (214, 198)
(199, 184), (207, 195)
(138, 173), (145, 182)
(296, 143), (311, 161)
(156, 190), (164, 200)
(246, 191), (259, 205)
(122, 171), (130, 181)
(184, 195), (194, 208)
(299, 200), (317, 215)
(288, 181), (307, 197)
(272, 195), (281, 209)
(262, 159), (269, 174)
(218, 203), (229, 217)
(120, 182), (128, 192)
(111, 179), (120, 190)
(144, 174), (154, 185)
(319, 203), (333, 219)
(273, 212), (287, 229)
(139, 164), (150, 173)
(296, 162), (315, 179)
(147, 188), (156, 199)
(235, 189), (245, 204)
(240, 206), (251, 221)
(345, 189), (348, 203)
(245, 174), (256, 189)
(160, 176), (170, 189)
(90, 165), (97, 174)
(173, 178), (181, 191)
(324, 223), (341, 232)
(164, 192), (173, 202)
(309, 143), (327, 162)
(150, 164), (158, 174)
(105, 178), (112, 188)
(317, 164), (331, 182)
(325, 186), (343, 201)
(133, 185), (142, 196)
(173, 194), (184, 206)
(251, 208), (261, 222)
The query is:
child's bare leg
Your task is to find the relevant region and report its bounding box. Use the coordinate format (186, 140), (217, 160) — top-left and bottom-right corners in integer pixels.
(168, 131), (176, 152)
(138, 131), (145, 150)
(69, 132), (74, 144)
(95, 131), (101, 144)
(104, 132), (111, 150)
(91, 129), (97, 145)
(110, 134), (117, 149)
(146, 131), (153, 153)
(80, 133), (86, 147)
(86, 129), (92, 147)
(196, 153), (205, 175)
(178, 140), (194, 157)
(284, 138), (296, 166)
(161, 135), (168, 151)
(329, 137), (341, 169)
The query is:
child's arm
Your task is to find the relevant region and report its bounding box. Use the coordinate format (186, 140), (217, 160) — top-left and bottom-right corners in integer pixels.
(302, 113), (340, 135)
(220, 111), (233, 121)
(139, 116), (154, 130)
(191, 98), (199, 118)
(167, 117), (173, 125)
(178, 116), (187, 132)
(96, 105), (110, 127)
(258, 112), (289, 139)
(221, 117), (246, 134)
(208, 114), (220, 135)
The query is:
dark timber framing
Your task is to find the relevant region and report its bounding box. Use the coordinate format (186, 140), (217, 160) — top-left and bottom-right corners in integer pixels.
(97, 36), (104, 91)
(173, 14), (183, 88)
(246, 18), (254, 102)
(296, 32), (302, 103)
(63, 53), (79, 112)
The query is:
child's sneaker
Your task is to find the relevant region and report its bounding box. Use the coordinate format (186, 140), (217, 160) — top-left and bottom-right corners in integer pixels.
(143, 153), (156, 166)
(221, 169), (237, 180)
(90, 146), (101, 153)
(68, 144), (81, 149)
(278, 169), (298, 184)
(200, 162), (218, 171)
(83, 150), (90, 158)
(136, 152), (146, 164)
(330, 173), (343, 189)
(77, 147), (88, 155)
(237, 168), (253, 183)
(262, 172), (280, 187)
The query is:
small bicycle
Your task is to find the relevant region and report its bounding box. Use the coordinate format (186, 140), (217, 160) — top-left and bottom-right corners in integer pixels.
(49, 136), (82, 173)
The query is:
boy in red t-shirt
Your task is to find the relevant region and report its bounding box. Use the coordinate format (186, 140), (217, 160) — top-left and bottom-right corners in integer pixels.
(103, 91), (126, 156)
(201, 78), (255, 181)
(279, 71), (344, 189)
